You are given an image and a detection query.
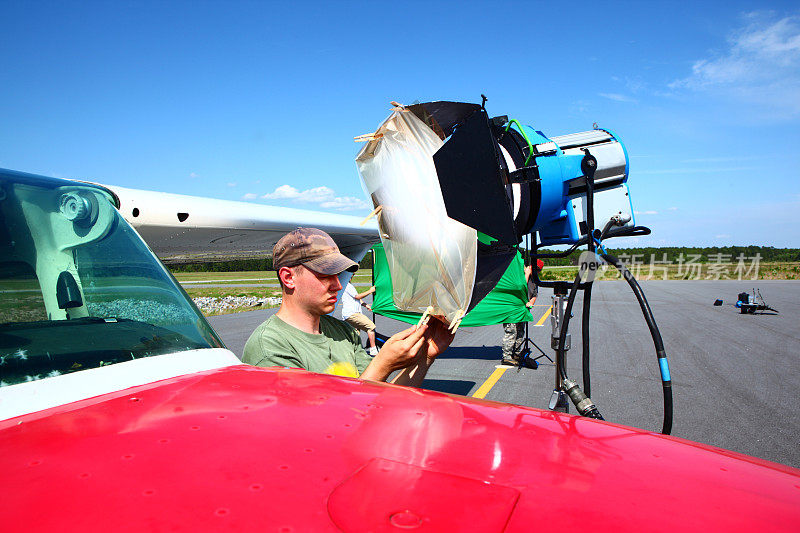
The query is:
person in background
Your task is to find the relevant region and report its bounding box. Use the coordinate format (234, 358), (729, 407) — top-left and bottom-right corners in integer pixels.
(341, 283), (379, 356)
(243, 228), (454, 386)
(501, 258), (543, 365)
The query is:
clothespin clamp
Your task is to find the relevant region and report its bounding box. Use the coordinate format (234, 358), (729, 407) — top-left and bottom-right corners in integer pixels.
(360, 205), (382, 226)
(449, 309), (465, 334)
(416, 306), (434, 330)
(354, 132), (383, 143)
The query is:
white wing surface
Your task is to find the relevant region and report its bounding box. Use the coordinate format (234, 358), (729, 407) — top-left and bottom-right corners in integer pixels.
(103, 185), (379, 263)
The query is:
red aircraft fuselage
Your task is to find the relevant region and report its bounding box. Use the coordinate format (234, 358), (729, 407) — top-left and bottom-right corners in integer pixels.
(2, 364), (798, 532)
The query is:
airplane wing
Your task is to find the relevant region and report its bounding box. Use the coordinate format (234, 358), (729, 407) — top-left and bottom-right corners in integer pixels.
(103, 185), (380, 263)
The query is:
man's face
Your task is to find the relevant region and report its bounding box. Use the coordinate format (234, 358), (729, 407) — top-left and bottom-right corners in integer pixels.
(291, 265), (343, 316)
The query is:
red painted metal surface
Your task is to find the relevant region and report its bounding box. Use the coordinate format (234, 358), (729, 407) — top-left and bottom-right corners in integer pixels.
(1, 364), (799, 532)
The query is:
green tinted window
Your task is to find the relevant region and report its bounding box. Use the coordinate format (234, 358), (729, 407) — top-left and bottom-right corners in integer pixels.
(0, 174), (223, 387)
(0, 262), (47, 324)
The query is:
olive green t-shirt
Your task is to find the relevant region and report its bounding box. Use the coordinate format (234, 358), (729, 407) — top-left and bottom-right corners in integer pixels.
(242, 314), (372, 378)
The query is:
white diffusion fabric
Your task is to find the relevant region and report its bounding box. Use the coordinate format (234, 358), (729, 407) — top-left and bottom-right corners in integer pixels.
(356, 108), (477, 325)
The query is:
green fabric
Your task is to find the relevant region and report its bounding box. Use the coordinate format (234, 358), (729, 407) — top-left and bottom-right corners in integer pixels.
(476, 231), (498, 245)
(371, 243), (533, 326)
(242, 314), (372, 377)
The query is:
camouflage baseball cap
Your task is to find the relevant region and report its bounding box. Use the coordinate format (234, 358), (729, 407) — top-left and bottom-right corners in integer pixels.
(273, 228), (359, 275)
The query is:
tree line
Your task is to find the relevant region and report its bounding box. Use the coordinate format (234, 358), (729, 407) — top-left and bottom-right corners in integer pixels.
(533, 246), (800, 267)
(166, 246), (798, 272)
(167, 253), (374, 272)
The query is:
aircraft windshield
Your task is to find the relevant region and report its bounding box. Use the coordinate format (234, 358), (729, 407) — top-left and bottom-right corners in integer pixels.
(0, 172), (223, 387)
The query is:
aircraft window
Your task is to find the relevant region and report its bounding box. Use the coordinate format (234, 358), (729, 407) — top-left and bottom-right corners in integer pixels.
(0, 262), (47, 324)
(0, 175), (223, 387)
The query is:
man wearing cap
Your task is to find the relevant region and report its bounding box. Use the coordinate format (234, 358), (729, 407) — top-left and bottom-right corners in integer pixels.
(243, 228), (454, 385)
(501, 258), (543, 365)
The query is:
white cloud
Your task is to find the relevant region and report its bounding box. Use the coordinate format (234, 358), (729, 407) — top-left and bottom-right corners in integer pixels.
(295, 186), (336, 203)
(261, 185), (300, 200)
(242, 193), (258, 200)
(668, 206), (678, 211)
(259, 184), (369, 211)
(634, 210), (659, 215)
(320, 196), (372, 211)
(261, 184), (337, 203)
(227, 182), (237, 187)
(599, 92), (637, 103)
(670, 13), (800, 117)
(189, 172), (199, 179)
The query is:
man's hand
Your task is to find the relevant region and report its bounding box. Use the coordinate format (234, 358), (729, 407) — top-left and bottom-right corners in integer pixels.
(359, 324), (427, 382)
(420, 317), (455, 363)
(387, 317), (456, 387)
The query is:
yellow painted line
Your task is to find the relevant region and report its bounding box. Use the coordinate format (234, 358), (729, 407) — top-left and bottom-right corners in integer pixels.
(534, 305), (552, 327)
(472, 366), (510, 399)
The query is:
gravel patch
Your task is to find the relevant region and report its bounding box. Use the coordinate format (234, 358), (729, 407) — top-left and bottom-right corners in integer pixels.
(193, 296), (282, 315)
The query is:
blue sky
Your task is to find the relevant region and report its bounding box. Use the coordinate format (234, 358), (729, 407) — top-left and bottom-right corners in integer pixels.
(1, 1), (798, 246)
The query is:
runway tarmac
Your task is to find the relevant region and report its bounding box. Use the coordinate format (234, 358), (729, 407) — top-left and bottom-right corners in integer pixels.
(208, 280), (800, 469)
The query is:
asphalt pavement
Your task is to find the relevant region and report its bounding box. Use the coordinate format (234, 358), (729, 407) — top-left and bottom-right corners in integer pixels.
(208, 280), (800, 469)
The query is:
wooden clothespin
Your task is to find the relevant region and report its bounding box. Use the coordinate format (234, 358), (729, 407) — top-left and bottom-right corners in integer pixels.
(449, 310), (465, 334)
(360, 205), (382, 226)
(416, 306), (434, 330)
(354, 132), (384, 143)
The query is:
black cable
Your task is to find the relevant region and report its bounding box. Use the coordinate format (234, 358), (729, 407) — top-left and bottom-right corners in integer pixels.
(530, 226), (651, 291)
(534, 240), (584, 259)
(532, 152), (666, 426)
(582, 285), (592, 396)
(603, 225), (651, 239)
(531, 226), (650, 261)
(554, 152), (597, 390)
(556, 270), (582, 381)
(581, 152), (596, 398)
(600, 252), (673, 435)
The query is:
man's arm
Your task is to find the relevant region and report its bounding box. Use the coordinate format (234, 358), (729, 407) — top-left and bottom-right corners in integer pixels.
(524, 265), (537, 307)
(354, 286), (376, 300)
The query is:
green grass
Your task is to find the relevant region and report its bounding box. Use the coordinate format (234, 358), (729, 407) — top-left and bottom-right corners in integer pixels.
(173, 270), (373, 316)
(173, 271), (278, 282)
(537, 262), (800, 281)
(183, 286), (281, 299)
(0, 293), (48, 323)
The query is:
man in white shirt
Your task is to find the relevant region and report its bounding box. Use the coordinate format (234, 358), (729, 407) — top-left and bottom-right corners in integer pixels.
(341, 283), (379, 355)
